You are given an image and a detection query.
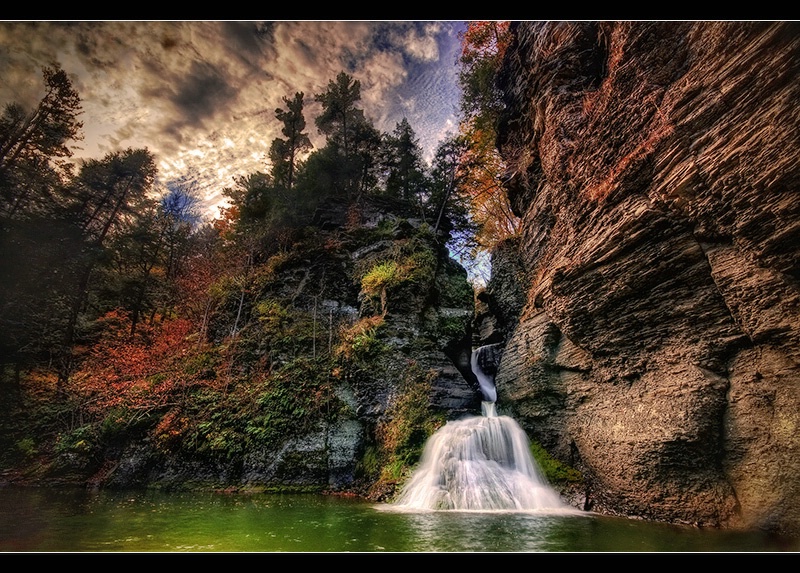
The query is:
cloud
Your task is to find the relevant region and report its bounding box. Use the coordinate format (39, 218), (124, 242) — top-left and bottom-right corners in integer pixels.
(0, 20), (465, 216)
(396, 21), (445, 62)
(150, 60), (238, 129)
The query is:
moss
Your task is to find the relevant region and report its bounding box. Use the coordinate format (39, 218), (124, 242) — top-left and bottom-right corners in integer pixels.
(400, 248), (437, 286)
(356, 227), (441, 311)
(249, 298), (319, 363)
(357, 444), (382, 479)
(529, 440), (583, 485)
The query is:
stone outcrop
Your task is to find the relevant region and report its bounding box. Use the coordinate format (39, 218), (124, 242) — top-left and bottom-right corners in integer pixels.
(101, 195), (478, 492)
(491, 21), (800, 537)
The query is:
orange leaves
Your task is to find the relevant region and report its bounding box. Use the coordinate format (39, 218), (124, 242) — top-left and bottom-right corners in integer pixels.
(69, 310), (195, 415)
(456, 118), (520, 251)
(149, 318), (193, 359)
(213, 203), (240, 242)
(460, 21), (511, 65)
(153, 408), (191, 452)
(455, 21), (520, 252)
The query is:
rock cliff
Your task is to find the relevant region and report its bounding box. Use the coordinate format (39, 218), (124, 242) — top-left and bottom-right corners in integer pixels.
(490, 21), (800, 537)
(72, 196), (478, 495)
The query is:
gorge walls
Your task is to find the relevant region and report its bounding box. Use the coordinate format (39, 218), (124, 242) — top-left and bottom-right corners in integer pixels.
(491, 21), (800, 536)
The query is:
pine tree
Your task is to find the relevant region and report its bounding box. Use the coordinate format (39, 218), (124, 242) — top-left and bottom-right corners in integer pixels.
(0, 64), (83, 218)
(383, 118), (427, 204)
(269, 92), (312, 192)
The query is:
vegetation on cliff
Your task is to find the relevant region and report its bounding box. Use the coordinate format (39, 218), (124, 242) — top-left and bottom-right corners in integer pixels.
(0, 59), (492, 494)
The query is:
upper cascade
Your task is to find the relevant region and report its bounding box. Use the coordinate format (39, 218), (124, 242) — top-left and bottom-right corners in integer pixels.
(470, 344), (503, 403)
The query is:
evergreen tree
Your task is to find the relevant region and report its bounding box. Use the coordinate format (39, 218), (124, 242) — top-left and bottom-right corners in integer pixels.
(313, 71), (379, 199)
(382, 118), (428, 205)
(74, 148), (158, 245)
(350, 119), (384, 197)
(268, 92), (312, 192)
(222, 171), (274, 225)
(96, 183), (203, 336)
(58, 148), (158, 383)
(314, 71), (364, 158)
(100, 197), (163, 336)
(159, 184), (202, 283)
(0, 64), (83, 219)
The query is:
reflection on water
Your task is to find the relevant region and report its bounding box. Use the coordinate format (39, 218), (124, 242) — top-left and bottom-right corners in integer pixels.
(0, 486), (795, 552)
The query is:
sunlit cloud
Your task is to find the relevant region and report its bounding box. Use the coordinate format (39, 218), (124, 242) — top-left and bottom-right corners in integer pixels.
(0, 20), (466, 216)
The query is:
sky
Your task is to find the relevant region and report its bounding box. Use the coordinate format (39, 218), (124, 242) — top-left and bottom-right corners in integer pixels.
(0, 20), (467, 218)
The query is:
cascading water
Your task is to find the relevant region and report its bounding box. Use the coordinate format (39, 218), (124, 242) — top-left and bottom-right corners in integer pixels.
(471, 344), (498, 403)
(391, 346), (568, 512)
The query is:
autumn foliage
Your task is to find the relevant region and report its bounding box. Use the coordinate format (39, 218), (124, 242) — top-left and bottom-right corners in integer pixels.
(458, 21), (511, 127)
(69, 310), (197, 416)
(456, 21), (519, 251)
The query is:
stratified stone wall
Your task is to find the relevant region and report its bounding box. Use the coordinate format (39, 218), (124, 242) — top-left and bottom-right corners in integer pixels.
(492, 21), (799, 536)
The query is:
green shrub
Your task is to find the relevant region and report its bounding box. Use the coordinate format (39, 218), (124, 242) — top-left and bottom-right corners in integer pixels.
(361, 261), (400, 295)
(55, 425), (96, 455)
(181, 351), (218, 378)
(335, 316), (387, 362)
(99, 407), (145, 443)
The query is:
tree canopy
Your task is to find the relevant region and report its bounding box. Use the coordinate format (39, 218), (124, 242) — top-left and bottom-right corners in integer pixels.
(455, 21), (519, 252)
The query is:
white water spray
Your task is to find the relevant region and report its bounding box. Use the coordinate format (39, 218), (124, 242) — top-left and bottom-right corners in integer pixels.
(392, 346), (568, 512)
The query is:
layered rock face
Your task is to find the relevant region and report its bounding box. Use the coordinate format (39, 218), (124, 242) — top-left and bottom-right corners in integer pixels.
(492, 21), (799, 536)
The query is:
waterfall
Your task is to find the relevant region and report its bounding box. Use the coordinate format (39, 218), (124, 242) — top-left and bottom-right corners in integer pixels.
(471, 345), (498, 403)
(391, 346), (568, 512)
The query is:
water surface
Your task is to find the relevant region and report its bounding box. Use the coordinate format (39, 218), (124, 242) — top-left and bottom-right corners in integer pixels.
(0, 486), (795, 552)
